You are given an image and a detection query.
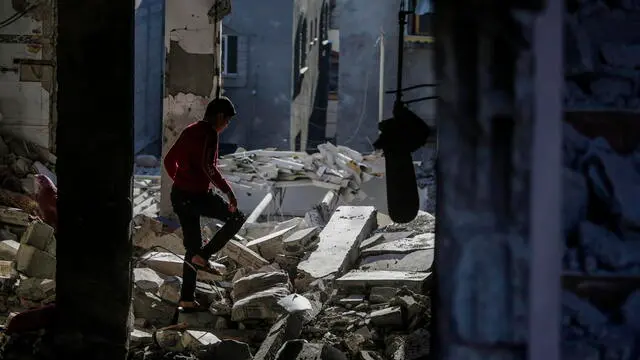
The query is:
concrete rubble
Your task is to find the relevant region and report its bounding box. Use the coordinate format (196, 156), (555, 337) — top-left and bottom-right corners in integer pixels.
(0, 143), (433, 360)
(561, 119), (640, 358)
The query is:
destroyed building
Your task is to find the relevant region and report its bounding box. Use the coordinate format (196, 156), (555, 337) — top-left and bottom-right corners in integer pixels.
(2, 0), (640, 359)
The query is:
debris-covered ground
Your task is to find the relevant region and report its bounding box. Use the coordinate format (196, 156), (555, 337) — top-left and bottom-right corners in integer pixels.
(0, 139), (433, 360)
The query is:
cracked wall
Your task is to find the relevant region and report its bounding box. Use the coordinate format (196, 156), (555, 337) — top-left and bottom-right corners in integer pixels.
(159, 0), (222, 217)
(0, 0), (56, 150)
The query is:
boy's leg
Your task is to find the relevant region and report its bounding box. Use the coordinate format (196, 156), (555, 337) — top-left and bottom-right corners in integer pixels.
(170, 187), (203, 304)
(197, 190), (246, 260)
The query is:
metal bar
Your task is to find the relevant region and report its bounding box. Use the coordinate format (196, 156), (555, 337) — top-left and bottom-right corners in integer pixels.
(528, 0), (564, 359)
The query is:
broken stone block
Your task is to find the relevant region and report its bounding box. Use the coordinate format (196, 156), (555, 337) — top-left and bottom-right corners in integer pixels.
(359, 250), (434, 272)
(20, 221), (55, 256)
(132, 291), (175, 327)
(369, 306), (403, 328)
(359, 234), (386, 250)
(133, 267), (165, 293)
(385, 329), (430, 360)
(0, 207), (30, 227)
(0, 229), (18, 242)
(369, 287), (399, 304)
(130, 329), (153, 347)
(202, 339), (253, 360)
(15, 244), (56, 279)
(232, 270), (290, 301)
(283, 227), (320, 254)
(139, 251), (224, 281)
(360, 233), (434, 257)
(231, 286), (291, 322)
(16, 278), (55, 302)
(220, 239), (270, 269)
(154, 330), (184, 351)
(254, 315), (298, 360)
(0, 261), (16, 295)
(178, 310), (229, 330)
(210, 297), (232, 316)
(342, 333), (369, 357)
(275, 340), (348, 360)
(360, 350), (384, 360)
(394, 294), (426, 325)
(158, 275), (224, 305)
(338, 294), (366, 308)
(0, 239), (19, 261)
(182, 330), (221, 350)
(296, 206), (377, 290)
(336, 270), (430, 293)
(247, 225), (298, 260)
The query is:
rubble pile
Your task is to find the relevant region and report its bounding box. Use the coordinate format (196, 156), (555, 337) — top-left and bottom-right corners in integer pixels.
(0, 133), (56, 216)
(125, 206), (433, 360)
(218, 143), (385, 201)
(561, 121), (640, 358)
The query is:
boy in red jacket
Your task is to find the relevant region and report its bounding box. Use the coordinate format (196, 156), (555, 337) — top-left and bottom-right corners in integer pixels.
(163, 96), (246, 311)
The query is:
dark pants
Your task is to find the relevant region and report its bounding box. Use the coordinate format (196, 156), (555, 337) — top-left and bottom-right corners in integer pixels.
(170, 185), (246, 302)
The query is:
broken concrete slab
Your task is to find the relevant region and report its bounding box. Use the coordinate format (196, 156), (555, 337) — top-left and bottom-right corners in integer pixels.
(0, 208), (30, 227)
(385, 329), (430, 360)
(220, 239), (270, 269)
(283, 226), (320, 254)
(231, 286), (291, 322)
(182, 330), (221, 350)
(0, 261), (17, 292)
(275, 340), (348, 360)
(336, 270), (431, 293)
(360, 233), (434, 256)
(154, 330), (184, 351)
(232, 270), (290, 302)
(130, 329), (153, 347)
(0, 239), (19, 261)
(19, 221), (55, 256)
(15, 244), (56, 279)
(132, 291), (175, 327)
(16, 278), (55, 302)
(253, 314), (301, 360)
(360, 231), (415, 250)
(369, 306), (403, 328)
(296, 206), (377, 290)
(359, 249), (434, 272)
(178, 311), (229, 330)
(203, 339), (253, 360)
(369, 287), (399, 304)
(139, 251), (224, 281)
(158, 276), (225, 305)
(246, 225), (298, 260)
(133, 267), (165, 293)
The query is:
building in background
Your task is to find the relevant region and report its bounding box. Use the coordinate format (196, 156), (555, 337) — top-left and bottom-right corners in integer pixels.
(0, 0), (56, 151)
(219, 0), (294, 150)
(335, 0), (436, 211)
(291, 0), (334, 152)
(159, 0), (228, 217)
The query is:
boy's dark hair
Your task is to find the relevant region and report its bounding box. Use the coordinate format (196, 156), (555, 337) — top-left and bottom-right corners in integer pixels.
(204, 96), (237, 121)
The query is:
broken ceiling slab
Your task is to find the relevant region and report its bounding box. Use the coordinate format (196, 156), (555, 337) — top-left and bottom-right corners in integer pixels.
(360, 233), (434, 257)
(246, 225), (298, 260)
(219, 239), (270, 269)
(296, 206), (377, 290)
(139, 251), (224, 282)
(359, 250), (434, 273)
(335, 270), (431, 293)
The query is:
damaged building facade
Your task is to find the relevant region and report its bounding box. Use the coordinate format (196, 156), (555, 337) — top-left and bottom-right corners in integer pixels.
(0, 0), (57, 151)
(159, 0), (227, 217)
(290, 0), (334, 152)
(218, 0), (294, 150)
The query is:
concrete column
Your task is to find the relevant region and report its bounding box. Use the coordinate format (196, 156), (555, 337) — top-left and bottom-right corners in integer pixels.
(56, 0), (134, 358)
(433, 1), (546, 359)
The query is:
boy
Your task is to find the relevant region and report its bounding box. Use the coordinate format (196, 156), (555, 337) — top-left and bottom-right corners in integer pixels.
(163, 96), (246, 311)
